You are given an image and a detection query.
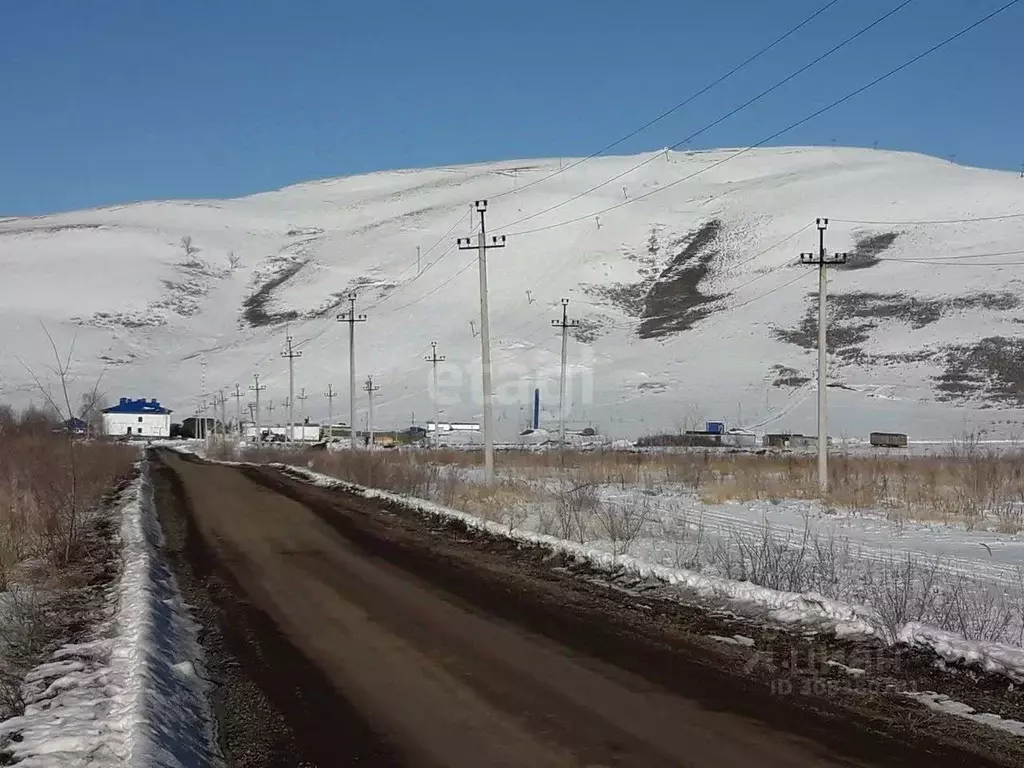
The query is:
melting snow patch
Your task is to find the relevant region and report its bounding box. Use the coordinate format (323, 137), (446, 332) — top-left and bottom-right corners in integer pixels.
(825, 660), (866, 677)
(898, 623), (1024, 684)
(907, 692), (1024, 738)
(708, 634), (756, 647)
(0, 463), (221, 767)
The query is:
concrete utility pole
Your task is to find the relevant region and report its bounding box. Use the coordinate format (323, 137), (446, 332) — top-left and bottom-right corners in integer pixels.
(363, 375), (380, 446)
(296, 387), (309, 427)
(232, 384), (244, 435)
(281, 331), (302, 442)
(249, 374), (266, 442)
(799, 217), (848, 495)
(425, 341), (446, 449)
(324, 383), (337, 430)
(552, 298), (580, 448)
(457, 200), (506, 483)
(267, 399), (275, 420)
(217, 390), (227, 440)
(338, 294), (367, 449)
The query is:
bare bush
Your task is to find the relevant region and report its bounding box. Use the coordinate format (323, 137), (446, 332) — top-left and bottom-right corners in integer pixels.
(0, 588), (58, 716)
(594, 497), (651, 556)
(553, 480), (599, 544)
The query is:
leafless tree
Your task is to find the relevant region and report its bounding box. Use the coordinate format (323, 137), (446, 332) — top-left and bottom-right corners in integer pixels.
(16, 324), (104, 562)
(79, 386), (108, 435)
(180, 235), (195, 257)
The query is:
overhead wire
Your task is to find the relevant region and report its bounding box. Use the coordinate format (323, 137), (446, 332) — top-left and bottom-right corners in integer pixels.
(495, 0), (917, 235)
(498, 0), (1021, 239)
(834, 213), (1024, 225)
(204, 0), (1022, 403)
(487, 0), (844, 202)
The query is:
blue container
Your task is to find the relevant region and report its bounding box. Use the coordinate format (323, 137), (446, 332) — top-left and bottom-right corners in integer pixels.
(706, 421), (725, 434)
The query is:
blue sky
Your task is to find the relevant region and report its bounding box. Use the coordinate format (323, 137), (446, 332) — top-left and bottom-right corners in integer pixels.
(1, 0), (1020, 214)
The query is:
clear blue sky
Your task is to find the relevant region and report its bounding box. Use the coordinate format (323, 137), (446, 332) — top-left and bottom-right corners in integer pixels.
(1, 0), (1020, 215)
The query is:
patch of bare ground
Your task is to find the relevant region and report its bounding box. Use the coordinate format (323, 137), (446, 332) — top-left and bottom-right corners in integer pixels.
(637, 219), (724, 338)
(936, 336), (1024, 406)
(771, 363), (813, 388)
(835, 231), (900, 271)
(581, 221), (725, 337)
(773, 289), (1019, 366)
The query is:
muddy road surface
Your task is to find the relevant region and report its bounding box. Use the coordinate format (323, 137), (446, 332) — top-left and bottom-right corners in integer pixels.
(150, 450), (1015, 767)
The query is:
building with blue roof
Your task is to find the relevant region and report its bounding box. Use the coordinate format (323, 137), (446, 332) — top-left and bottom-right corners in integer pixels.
(101, 398), (173, 438)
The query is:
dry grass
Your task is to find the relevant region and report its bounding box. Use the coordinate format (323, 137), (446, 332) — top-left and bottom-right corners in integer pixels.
(0, 419), (136, 715)
(0, 431), (135, 582)
(498, 448), (1024, 529)
(225, 442), (1024, 529)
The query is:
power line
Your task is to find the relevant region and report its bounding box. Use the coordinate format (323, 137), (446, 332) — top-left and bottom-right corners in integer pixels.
(834, 213), (1024, 225)
(727, 271), (814, 311)
(496, 0), (917, 235)
(883, 248), (1024, 262)
(383, 255), (478, 314)
(488, 0), (843, 202)
(884, 259), (1024, 267)
(498, 0), (1021, 239)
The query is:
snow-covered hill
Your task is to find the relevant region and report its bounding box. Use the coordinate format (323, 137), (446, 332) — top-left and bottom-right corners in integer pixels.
(3, 146), (1024, 440)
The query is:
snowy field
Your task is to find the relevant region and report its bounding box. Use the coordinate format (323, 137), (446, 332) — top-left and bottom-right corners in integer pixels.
(2, 146), (1024, 443)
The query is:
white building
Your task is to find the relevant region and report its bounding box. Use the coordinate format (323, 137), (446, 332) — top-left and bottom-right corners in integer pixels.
(243, 423), (322, 442)
(102, 398), (173, 438)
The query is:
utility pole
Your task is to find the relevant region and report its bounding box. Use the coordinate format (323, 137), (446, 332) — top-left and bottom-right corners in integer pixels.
(457, 199), (506, 483)
(267, 399), (275, 421)
(552, 298), (580, 448)
(232, 384), (244, 435)
(338, 294), (367, 449)
(217, 390), (227, 440)
(799, 217), (847, 495)
(249, 374), (266, 442)
(296, 387), (309, 425)
(324, 383), (337, 429)
(247, 402), (256, 423)
(363, 375), (380, 446)
(425, 341), (446, 448)
(281, 331), (302, 442)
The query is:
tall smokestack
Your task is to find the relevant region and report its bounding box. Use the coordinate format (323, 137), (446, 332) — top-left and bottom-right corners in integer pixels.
(533, 388), (540, 430)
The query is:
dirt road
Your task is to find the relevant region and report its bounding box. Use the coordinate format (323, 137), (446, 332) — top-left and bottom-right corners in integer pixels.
(150, 450), (1013, 767)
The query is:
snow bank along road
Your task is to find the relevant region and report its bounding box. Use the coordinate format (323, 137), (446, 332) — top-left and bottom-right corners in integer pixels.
(149, 449), (1018, 767)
